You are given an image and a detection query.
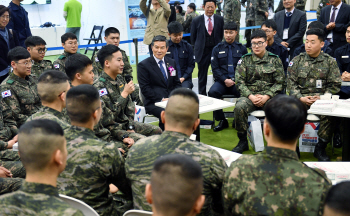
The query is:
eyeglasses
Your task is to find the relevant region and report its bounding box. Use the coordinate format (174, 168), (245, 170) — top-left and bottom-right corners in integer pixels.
(0, 15), (10, 20)
(66, 42), (78, 46)
(37, 48), (47, 54)
(16, 60), (34, 67)
(251, 41), (265, 48)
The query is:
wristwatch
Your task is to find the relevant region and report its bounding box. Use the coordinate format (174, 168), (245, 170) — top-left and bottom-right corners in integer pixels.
(122, 134), (129, 140)
(128, 125), (135, 130)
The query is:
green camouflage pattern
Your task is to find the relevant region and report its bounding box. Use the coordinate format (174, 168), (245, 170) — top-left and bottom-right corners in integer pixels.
(254, 0), (268, 24)
(0, 99), (17, 148)
(0, 149), (20, 161)
(53, 51), (75, 73)
(26, 106), (71, 131)
(125, 131), (227, 216)
(183, 11), (198, 33)
(0, 177), (23, 195)
(1, 160), (25, 178)
(176, 13), (184, 24)
(31, 60), (53, 79)
(58, 125), (132, 216)
(1, 73), (42, 127)
(0, 181), (84, 215)
(223, 146), (332, 215)
(223, 0), (241, 41)
(241, 0), (254, 20)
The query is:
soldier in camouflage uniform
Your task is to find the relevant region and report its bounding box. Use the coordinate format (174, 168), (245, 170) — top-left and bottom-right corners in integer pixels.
(24, 36), (53, 79)
(234, 30), (285, 153)
(254, 0), (269, 29)
(0, 119), (84, 215)
(175, 5), (184, 24)
(241, 0), (254, 47)
(92, 27), (142, 105)
(94, 45), (162, 138)
(275, 0), (306, 12)
(183, 3), (198, 34)
(59, 85), (132, 216)
(223, 95), (332, 215)
(223, 0), (241, 42)
(0, 47), (41, 127)
(53, 33), (78, 72)
(287, 29), (342, 161)
(0, 177), (23, 195)
(126, 88), (227, 216)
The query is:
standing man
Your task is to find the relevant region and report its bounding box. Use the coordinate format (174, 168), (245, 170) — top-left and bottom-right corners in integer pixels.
(240, 0), (254, 48)
(254, 0), (269, 31)
(223, 0), (241, 42)
(275, 0), (306, 12)
(175, 5), (184, 24)
(63, 0), (82, 42)
(234, 30), (285, 153)
(318, 0), (350, 53)
(273, 0), (307, 56)
(7, 0), (31, 47)
(208, 22), (247, 132)
(53, 33), (78, 73)
(166, 21), (195, 89)
(183, 3), (197, 34)
(287, 29), (342, 161)
(191, 0), (224, 95)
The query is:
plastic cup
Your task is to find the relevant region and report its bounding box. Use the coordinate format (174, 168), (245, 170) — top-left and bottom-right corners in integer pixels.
(320, 95), (327, 100)
(324, 93), (332, 100)
(332, 95), (340, 101)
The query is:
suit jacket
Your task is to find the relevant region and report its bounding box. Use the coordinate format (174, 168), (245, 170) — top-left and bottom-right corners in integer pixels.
(0, 28), (19, 72)
(7, 1), (31, 47)
(190, 14), (224, 63)
(137, 56), (182, 113)
(318, 3), (350, 51)
(273, 9), (307, 55)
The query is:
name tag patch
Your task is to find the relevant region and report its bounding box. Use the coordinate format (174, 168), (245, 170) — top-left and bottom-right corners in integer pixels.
(1, 90), (11, 98)
(219, 51), (225, 54)
(342, 56), (349, 58)
(99, 88), (108, 97)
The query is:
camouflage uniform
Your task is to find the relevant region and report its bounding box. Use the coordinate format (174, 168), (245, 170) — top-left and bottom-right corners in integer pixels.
(0, 181), (84, 215)
(0, 177), (23, 195)
(223, 146), (332, 215)
(275, 0), (306, 12)
(31, 60), (53, 79)
(93, 72), (162, 137)
(53, 51), (76, 72)
(0, 73), (41, 127)
(254, 0), (268, 27)
(26, 106), (71, 131)
(241, 0), (254, 46)
(58, 125), (132, 216)
(92, 49), (142, 105)
(223, 0), (241, 42)
(125, 131), (227, 216)
(287, 52), (342, 141)
(0, 99), (17, 145)
(234, 51), (285, 132)
(176, 13), (184, 24)
(183, 11), (198, 34)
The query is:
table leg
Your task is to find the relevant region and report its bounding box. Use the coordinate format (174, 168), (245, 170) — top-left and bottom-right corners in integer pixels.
(343, 118), (350, 161)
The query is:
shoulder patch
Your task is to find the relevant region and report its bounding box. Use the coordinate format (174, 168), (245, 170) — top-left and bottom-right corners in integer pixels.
(1, 90), (11, 98)
(242, 53), (252, 58)
(95, 57), (99, 62)
(99, 77), (106, 82)
(99, 88), (108, 97)
(6, 80), (14, 84)
(58, 55), (66, 60)
(238, 59), (243, 65)
(289, 62), (293, 67)
(54, 64), (60, 69)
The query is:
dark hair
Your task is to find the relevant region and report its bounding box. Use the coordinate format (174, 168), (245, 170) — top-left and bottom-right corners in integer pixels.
(175, 5), (183, 13)
(151, 35), (169, 48)
(97, 44), (120, 68)
(346, 23), (350, 30)
(65, 53), (93, 81)
(105, 27), (120, 38)
(38, 70), (69, 84)
(203, 0), (216, 6)
(168, 21), (183, 34)
(169, 88), (199, 104)
(19, 119), (64, 136)
(66, 85), (100, 123)
(251, 29), (267, 41)
(261, 19), (277, 31)
(325, 181), (350, 214)
(306, 28), (325, 42)
(308, 21), (324, 30)
(264, 95), (307, 142)
(61, 32), (77, 43)
(188, 3), (196, 11)
(0, 5), (10, 17)
(224, 22), (238, 31)
(8, 46), (30, 62)
(24, 36), (46, 48)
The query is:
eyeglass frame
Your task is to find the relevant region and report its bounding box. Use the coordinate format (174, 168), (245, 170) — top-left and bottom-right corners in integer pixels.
(15, 60), (34, 67)
(251, 41), (266, 48)
(0, 15), (10, 20)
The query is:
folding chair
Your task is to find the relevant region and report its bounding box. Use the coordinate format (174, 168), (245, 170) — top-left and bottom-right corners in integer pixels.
(123, 210), (153, 216)
(83, 25), (104, 56)
(59, 194), (99, 216)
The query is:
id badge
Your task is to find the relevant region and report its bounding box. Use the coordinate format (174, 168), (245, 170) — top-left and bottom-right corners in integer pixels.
(283, 28), (289, 40)
(316, 80), (322, 88)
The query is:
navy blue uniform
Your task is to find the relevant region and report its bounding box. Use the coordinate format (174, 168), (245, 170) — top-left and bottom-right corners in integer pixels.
(266, 41), (289, 73)
(166, 39), (195, 89)
(208, 41), (247, 121)
(334, 43), (350, 99)
(292, 40), (333, 60)
(7, 2), (31, 47)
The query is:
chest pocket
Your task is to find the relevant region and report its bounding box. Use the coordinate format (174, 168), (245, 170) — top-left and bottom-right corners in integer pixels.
(179, 51), (188, 59)
(218, 52), (228, 65)
(261, 64), (275, 84)
(16, 86), (36, 114)
(341, 57), (350, 72)
(297, 67), (308, 87)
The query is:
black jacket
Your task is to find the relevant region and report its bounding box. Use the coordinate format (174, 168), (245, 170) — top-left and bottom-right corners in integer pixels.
(0, 28), (19, 72)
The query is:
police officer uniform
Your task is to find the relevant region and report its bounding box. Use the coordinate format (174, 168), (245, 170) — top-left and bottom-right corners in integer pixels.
(334, 43), (350, 99)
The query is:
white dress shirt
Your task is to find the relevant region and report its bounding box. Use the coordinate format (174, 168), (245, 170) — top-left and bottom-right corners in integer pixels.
(328, 2), (342, 42)
(204, 14), (214, 32)
(153, 55), (168, 78)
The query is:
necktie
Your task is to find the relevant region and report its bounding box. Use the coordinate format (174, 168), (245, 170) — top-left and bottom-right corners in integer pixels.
(330, 7), (337, 22)
(228, 45), (235, 79)
(158, 60), (168, 85)
(208, 17), (213, 35)
(286, 12), (292, 17)
(173, 45), (182, 78)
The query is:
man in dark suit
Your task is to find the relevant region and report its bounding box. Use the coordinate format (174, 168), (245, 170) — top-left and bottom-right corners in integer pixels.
(191, 0), (224, 95)
(273, 0), (307, 56)
(138, 35), (182, 130)
(319, 0), (350, 52)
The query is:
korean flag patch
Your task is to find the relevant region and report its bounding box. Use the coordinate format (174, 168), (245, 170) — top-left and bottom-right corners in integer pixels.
(2, 90), (11, 98)
(289, 62), (293, 67)
(320, 3), (323, 6)
(54, 64), (60, 69)
(99, 88), (108, 97)
(95, 57), (99, 62)
(238, 59), (242, 65)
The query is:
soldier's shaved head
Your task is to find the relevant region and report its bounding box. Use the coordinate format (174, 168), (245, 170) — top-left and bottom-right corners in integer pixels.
(165, 88), (199, 129)
(37, 71), (70, 103)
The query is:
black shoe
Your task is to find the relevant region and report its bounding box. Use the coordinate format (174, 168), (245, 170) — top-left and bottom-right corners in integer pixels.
(232, 140), (249, 153)
(333, 132), (342, 148)
(213, 119), (228, 132)
(313, 141), (330, 161)
(232, 119), (235, 128)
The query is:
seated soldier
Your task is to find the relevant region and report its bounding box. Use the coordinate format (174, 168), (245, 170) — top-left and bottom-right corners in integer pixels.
(93, 45), (162, 137)
(26, 71), (70, 131)
(323, 181), (350, 216)
(58, 85), (132, 216)
(234, 30), (285, 153)
(145, 154), (205, 216)
(1, 46), (41, 127)
(25, 36), (53, 79)
(126, 88), (227, 216)
(223, 95), (332, 215)
(0, 119), (83, 215)
(53, 32), (78, 72)
(287, 29), (342, 161)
